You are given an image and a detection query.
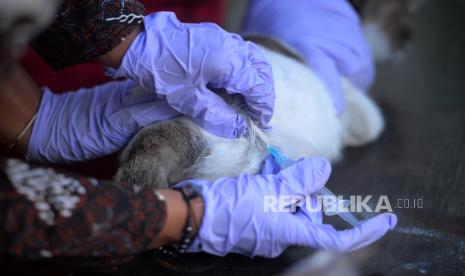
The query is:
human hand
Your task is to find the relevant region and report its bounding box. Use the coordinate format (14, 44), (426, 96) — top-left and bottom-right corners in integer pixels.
(244, 0), (375, 114)
(180, 157), (397, 257)
(107, 12), (275, 138)
(27, 80), (180, 163)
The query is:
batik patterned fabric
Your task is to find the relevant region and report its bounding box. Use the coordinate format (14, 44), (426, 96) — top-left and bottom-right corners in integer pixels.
(32, 0), (146, 71)
(0, 159), (166, 271)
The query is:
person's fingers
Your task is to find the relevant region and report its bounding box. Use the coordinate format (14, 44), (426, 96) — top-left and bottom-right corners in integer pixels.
(107, 100), (180, 142)
(260, 156), (281, 175)
(305, 50), (345, 115)
(294, 195), (323, 224)
(209, 39), (275, 129)
(296, 213), (397, 252)
(346, 62), (375, 92)
(120, 80), (160, 107)
(239, 42), (275, 128)
(162, 85), (248, 138)
(275, 157), (332, 196)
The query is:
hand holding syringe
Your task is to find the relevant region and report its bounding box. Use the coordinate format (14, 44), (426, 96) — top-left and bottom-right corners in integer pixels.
(267, 145), (360, 227)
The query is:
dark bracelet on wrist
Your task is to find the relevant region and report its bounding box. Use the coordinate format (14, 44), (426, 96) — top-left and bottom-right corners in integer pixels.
(158, 183), (201, 257)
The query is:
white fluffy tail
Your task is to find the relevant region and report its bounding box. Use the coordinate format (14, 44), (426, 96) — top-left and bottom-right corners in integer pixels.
(340, 80), (385, 147)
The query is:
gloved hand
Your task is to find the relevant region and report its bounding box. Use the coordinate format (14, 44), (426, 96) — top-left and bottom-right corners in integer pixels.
(180, 157), (397, 257)
(27, 80), (180, 163)
(107, 12), (275, 139)
(243, 0), (375, 114)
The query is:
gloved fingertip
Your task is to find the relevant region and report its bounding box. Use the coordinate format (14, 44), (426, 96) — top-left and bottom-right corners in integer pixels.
(231, 115), (248, 138)
(201, 112), (248, 138)
(260, 124), (273, 132)
(296, 157), (331, 184)
(312, 157), (332, 181)
(386, 213), (398, 230)
(368, 213), (397, 231)
(260, 156), (278, 175)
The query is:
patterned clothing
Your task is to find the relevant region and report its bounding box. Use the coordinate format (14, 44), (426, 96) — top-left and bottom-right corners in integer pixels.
(0, 159), (166, 270)
(32, 0), (146, 71)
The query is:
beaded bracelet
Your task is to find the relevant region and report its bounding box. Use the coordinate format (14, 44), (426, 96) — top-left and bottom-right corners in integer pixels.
(158, 184), (201, 257)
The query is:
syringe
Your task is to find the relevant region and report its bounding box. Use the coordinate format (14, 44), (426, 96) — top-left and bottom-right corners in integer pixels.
(267, 145), (360, 227)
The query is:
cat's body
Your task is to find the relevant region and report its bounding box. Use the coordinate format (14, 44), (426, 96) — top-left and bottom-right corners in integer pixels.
(116, 39), (384, 189)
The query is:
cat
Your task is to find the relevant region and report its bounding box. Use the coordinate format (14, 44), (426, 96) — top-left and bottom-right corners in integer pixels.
(115, 37), (384, 189)
(348, 0), (426, 62)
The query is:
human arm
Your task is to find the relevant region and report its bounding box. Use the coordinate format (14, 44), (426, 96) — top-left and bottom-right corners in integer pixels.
(0, 0), (179, 162)
(0, 65), (41, 154)
(21, 7), (278, 163)
(0, 159), (203, 267)
(32, 0), (275, 139)
(0, 60), (181, 163)
(0, 155), (396, 266)
(0, 158), (205, 271)
(157, 188), (204, 247)
(24, 79), (181, 163)
(243, 0), (375, 114)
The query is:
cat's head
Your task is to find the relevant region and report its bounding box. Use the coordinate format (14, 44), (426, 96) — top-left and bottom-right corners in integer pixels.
(349, 0), (427, 62)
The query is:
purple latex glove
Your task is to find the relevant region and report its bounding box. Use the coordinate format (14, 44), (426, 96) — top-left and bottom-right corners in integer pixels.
(181, 157), (397, 257)
(244, 0), (375, 114)
(27, 80), (180, 163)
(108, 12), (275, 138)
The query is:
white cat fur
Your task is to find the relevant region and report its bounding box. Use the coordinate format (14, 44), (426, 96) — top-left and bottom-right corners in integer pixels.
(178, 45), (384, 181)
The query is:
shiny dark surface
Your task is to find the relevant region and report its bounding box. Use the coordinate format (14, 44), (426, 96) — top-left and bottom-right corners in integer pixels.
(331, 1), (465, 274)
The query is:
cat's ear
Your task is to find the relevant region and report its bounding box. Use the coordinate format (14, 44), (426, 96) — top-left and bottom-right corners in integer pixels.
(407, 0), (427, 14)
